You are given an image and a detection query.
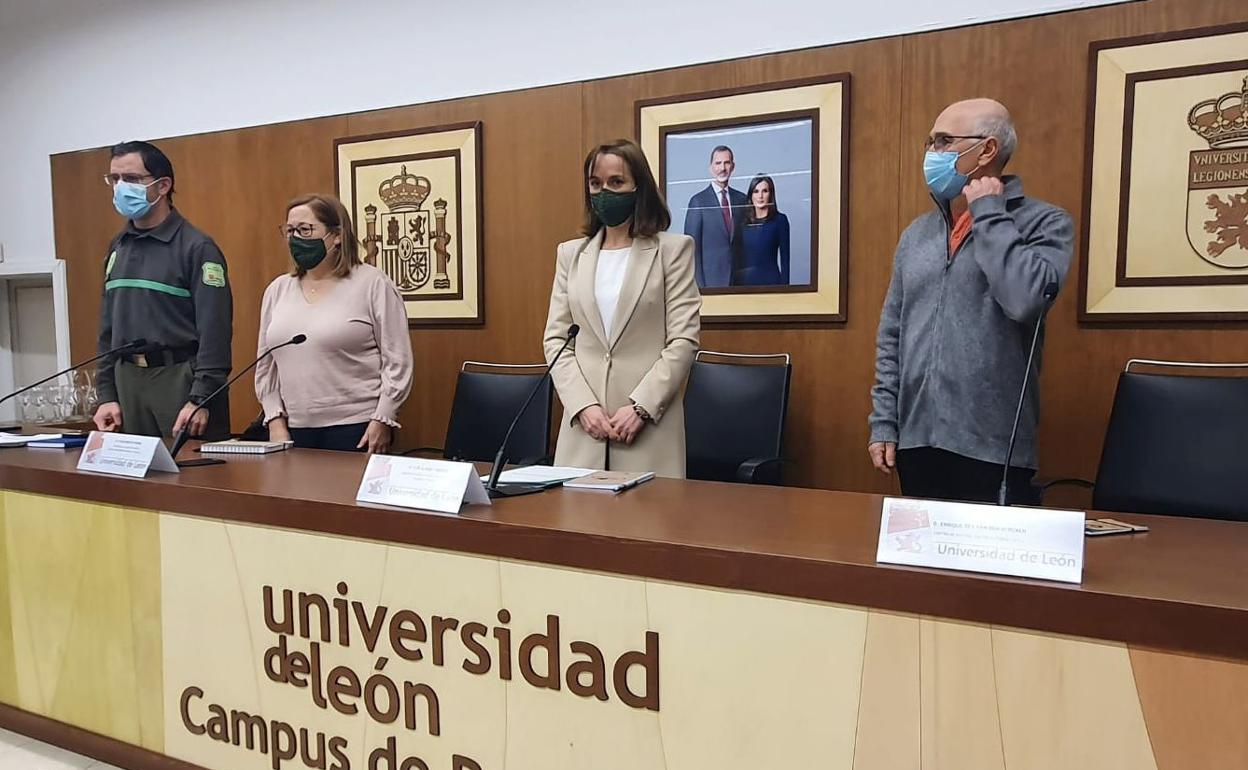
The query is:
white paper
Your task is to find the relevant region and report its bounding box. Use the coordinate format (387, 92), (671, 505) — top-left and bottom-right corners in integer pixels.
(76, 431), (181, 478)
(876, 497), (1085, 584)
(479, 465), (595, 484)
(357, 455), (492, 514)
(0, 432), (62, 447)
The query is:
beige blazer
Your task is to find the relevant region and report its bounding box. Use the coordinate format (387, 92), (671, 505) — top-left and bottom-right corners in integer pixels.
(543, 230), (702, 478)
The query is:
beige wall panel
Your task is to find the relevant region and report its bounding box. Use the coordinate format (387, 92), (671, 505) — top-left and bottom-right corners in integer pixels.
(495, 561), (664, 768)
(125, 506), (165, 750)
(375, 535), (510, 766)
(852, 611), (920, 770)
(5, 492), (92, 712)
(993, 628), (1156, 770)
(0, 492), (17, 705)
(646, 581), (869, 769)
(2, 493), (160, 747)
(919, 619), (1005, 770)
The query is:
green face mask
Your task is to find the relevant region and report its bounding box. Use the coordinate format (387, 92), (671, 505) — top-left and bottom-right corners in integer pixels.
(288, 236), (327, 271)
(591, 190), (637, 228)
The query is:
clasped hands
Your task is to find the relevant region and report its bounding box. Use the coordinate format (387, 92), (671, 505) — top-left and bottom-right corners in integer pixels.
(577, 404), (645, 445)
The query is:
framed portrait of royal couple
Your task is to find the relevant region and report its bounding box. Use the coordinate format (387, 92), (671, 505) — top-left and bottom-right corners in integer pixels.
(637, 74), (850, 323)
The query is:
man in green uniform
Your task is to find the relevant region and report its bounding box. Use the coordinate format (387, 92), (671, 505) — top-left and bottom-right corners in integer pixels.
(93, 140), (233, 440)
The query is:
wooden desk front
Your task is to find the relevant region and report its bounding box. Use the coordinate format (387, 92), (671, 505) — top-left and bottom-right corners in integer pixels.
(0, 448), (1244, 769)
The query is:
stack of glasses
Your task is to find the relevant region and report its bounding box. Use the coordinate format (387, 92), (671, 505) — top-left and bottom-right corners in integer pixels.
(16, 369), (97, 425)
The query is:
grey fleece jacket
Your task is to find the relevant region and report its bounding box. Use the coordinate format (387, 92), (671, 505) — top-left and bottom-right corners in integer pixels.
(868, 176), (1073, 470)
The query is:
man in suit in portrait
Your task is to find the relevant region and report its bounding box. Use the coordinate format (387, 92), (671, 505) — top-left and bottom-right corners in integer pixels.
(683, 145), (749, 288)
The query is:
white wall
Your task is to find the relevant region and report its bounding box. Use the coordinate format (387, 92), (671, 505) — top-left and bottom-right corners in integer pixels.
(0, 0), (1127, 263)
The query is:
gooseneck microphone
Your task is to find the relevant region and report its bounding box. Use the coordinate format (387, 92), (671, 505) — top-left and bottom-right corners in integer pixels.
(0, 338), (151, 415)
(485, 324), (579, 497)
(998, 283), (1060, 506)
(169, 334), (307, 466)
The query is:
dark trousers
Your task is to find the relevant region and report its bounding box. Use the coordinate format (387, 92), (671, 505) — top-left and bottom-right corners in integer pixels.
(115, 360), (230, 441)
(289, 422), (369, 452)
(896, 447), (1038, 505)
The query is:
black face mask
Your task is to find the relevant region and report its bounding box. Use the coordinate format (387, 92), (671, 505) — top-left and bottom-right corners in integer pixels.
(591, 190), (637, 227)
(289, 236), (327, 270)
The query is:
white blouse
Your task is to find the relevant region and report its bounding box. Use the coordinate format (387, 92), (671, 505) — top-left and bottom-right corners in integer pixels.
(594, 247), (631, 339)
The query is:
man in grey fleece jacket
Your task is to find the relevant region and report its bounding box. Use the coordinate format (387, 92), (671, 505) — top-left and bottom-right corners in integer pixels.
(868, 99), (1073, 504)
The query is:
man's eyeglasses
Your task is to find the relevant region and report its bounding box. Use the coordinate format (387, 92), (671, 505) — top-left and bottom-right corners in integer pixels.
(103, 173), (156, 187)
(279, 224), (322, 239)
(923, 134), (987, 152)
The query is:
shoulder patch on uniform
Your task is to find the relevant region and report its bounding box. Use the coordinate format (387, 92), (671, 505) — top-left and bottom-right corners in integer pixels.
(201, 261), (226, 288)
(105, 251), (117, 277)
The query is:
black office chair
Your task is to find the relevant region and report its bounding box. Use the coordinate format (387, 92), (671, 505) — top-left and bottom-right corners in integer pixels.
(1045, 359), (1248, 522)
(684, 351), (791, 485)
(439, 361), (552, 465)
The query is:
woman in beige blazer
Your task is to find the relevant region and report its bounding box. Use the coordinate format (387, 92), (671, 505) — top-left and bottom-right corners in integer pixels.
(543, 139), (702, 478)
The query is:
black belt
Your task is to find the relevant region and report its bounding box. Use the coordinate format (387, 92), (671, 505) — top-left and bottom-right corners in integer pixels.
(122, 348), (196, 368)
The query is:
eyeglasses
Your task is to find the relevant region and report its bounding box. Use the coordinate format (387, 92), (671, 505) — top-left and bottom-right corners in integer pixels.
(279, 223), (323, 239)
(923, 134), (987, 152)
(103, 173), (156, 187)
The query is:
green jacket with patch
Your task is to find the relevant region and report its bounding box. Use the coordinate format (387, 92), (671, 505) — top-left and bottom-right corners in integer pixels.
(95, 209), (234, 404)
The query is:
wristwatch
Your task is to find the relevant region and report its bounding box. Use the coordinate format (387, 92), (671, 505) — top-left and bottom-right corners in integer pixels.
(631, 402), (651, 422)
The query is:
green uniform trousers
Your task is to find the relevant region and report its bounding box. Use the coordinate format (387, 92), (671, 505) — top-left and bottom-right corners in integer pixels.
(114, 360), (230, 441)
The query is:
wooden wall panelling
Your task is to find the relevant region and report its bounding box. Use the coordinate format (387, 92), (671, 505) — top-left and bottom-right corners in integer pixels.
(54, 147), (120, 368)
(343, 84), (585, 450)
(50, 0), (1248, 493)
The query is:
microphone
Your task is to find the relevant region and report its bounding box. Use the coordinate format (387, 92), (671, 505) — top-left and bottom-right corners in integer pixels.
(0, 338), (151, 418)
(169, 334), (307, 466)
(485, 324), (579, 497)
(998, 282), (1060, 506)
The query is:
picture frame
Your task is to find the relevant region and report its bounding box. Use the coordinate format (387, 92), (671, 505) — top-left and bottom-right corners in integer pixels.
(334, 122), (485, 326)
(1080, 23), (1248, 323)
(637, 74), (850, 324)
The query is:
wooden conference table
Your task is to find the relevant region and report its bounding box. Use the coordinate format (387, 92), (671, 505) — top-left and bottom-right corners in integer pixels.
(0, 447), (1244, 770)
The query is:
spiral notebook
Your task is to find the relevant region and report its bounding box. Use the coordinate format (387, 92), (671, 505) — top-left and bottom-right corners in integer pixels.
(198, 439), (294, 455)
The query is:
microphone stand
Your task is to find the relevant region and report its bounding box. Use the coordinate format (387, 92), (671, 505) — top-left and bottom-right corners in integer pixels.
(169, 335), (306, 467)
(998, 284), (1059, 506)
(486, 325), (579, 498)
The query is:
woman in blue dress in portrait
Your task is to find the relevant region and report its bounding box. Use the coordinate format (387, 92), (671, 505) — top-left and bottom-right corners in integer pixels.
(732, 175), (790, 286)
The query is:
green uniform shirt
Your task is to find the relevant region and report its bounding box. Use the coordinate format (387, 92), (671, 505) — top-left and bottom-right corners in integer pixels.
(95, 209), (233, 404)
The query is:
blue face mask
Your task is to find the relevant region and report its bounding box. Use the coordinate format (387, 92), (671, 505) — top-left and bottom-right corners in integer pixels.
(112, 179), (161, 219)
(923, 140), (986, 201)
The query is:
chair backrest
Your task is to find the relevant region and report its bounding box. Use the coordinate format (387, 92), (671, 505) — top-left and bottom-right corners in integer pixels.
(443, 362), (552, 465)
(684, 351), (791, 482)
(1093, 361), (1248, 521)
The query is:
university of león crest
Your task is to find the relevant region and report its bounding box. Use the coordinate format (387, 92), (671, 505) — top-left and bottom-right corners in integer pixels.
(1187, 75), (1248, 269)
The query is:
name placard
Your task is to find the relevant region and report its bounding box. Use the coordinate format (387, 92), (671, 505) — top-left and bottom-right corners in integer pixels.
(76, 431), (180, 478)
(876, 497), (1085, 583)
(356, 455), (491, 514)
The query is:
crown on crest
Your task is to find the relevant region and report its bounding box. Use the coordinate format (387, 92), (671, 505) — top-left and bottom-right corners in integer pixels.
(1188, 76), (1248, 148)
(378, 165), (432, 211)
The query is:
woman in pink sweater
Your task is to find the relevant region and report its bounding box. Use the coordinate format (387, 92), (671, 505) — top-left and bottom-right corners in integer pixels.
(255, 194), (414, 453)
